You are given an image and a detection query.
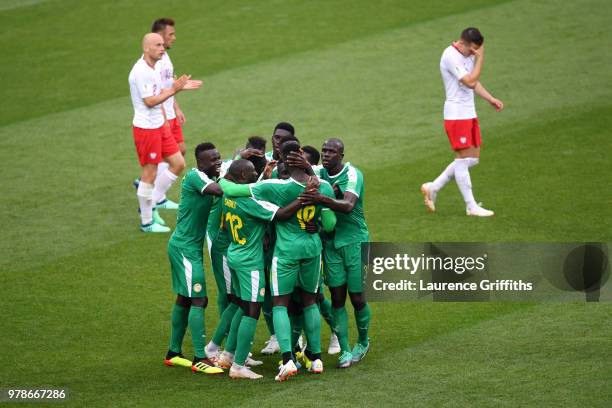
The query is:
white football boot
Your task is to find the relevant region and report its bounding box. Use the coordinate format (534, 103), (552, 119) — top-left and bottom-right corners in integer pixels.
(308, 358), (324, 374)
(327, 333), (341, 355)
(420, 182), (437, 212)
(261, 335), (280, 354)
(466, 205), (495, 217)
(229, 363), (263, 380)
(216, 350), (234, 369)
(275, 360), (298, 382)
(245, 352), (263, 367)
(204, 343), (221, 366)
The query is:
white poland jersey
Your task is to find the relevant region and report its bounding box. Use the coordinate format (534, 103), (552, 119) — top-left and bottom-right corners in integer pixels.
(440, 44), (477, 120)
(157, 52), (176, 120)
(128, 57), (165, 129)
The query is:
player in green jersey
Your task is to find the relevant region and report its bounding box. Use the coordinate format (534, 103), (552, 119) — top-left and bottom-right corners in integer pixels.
(216, 159), (304, 379)
(289, 145), (340, 356)
(205, 154), (267, 368)
(299, 138), (371, 368)
(264, 122), (295, 162)
(221, 140), (337, 381)
(164, 142), (225, 375)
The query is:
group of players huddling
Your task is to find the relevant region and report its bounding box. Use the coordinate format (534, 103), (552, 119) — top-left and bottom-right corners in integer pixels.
(128, 18), (501, 381)
(129, 19), (371, 381)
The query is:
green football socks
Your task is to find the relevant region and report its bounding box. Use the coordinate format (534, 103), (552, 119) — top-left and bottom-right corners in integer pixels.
(224, 307), (244, 354)
(234, 316), (258, 366)
(355, 303), (371, 346)
(332, 306), (351, 353)
(217, 295), (229, 317)
(211, 302), (239, 346)
(303, 304), (322, 354)
(188, 306), (206, 358)
(169, 303), (189, 353)
(272, 306), (292, 354)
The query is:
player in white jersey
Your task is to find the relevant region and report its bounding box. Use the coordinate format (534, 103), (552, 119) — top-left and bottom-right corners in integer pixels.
(149, 18), (187, 211)
(421, 27), (504, 217)
(128, 33), (201, 232)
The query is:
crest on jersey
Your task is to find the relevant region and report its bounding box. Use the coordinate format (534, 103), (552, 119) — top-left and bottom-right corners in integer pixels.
(460, 137), (467, 144)
(150, 152), (157, 159)
(193, 283), (202, 293)
(260, 288), (265, 296)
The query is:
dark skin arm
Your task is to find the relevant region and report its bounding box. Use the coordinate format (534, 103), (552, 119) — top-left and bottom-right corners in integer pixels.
(304, 221), (319, 234)
(299, 189), (358, 214)
(203, 182), (223, 197)
(273, 199), (303, 221)
(286, 151), (315, 176)
(238, 148), (265, 159)
(262, 160), (277, 180)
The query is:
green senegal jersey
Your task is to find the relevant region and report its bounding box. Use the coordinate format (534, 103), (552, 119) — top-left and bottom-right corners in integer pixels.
(319, 162), (369, 249)
(169, 168), (216, 249)
(223, 196), (279, 271)
(250, 178), (335, 259)
(206, 160), (233, 250)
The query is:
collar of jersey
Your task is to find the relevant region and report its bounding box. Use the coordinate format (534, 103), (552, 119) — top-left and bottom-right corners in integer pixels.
(326, 162), (350, 179)
(289, 177), (306, 187)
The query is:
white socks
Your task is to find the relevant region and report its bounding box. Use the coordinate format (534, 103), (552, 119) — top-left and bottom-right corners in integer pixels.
(432, 161), (456, 192)
(454, 158), (479, 210)
(153, 162), (170, 204)
(137, 182), (154, 225)
(152, 168), (178, 205)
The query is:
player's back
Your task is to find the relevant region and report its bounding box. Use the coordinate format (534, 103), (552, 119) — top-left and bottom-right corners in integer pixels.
(223, 196), (277, 270)
(251, 178), (335, 259)
(170, 168), (215, 249)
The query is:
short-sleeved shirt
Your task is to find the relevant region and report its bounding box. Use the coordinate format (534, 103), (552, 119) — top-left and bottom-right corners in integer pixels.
(249, 178), (335, 259)
(157, 52), (175, 120)
(440, 44), (476, 120)
(319, 162), (369, 249)
(128, 57), (165, 128)
(223, 196), (279, 271)
(169, 168), (215, 249)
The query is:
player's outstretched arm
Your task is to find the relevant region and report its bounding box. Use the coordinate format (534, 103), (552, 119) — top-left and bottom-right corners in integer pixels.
(273, 199), (303, 221)
(202, 182), (223, 197)
(218, 178), (252, 197)
(474, 82), (504, 111)
(299, 190), (358, 214)
(142, 75), (199, 108)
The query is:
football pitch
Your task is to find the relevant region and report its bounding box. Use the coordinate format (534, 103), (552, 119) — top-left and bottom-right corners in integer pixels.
(1, 0), (611, 406)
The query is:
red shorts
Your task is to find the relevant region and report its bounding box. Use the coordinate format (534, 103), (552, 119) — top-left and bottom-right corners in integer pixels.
(132, 125), (180, 166)
(444, 118), (481, 150)
(168, 118), (184, 144)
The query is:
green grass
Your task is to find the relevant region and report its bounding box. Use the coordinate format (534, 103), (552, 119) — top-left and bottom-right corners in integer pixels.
(1, 0), (611, 406)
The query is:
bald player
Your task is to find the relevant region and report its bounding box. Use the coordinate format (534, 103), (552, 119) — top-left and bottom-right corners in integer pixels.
(128, 33), (201, 232)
